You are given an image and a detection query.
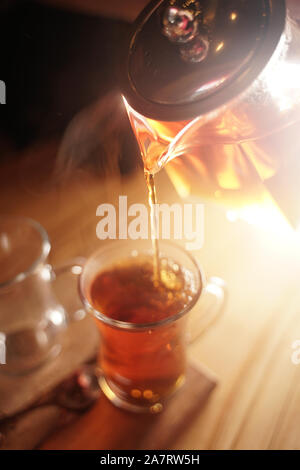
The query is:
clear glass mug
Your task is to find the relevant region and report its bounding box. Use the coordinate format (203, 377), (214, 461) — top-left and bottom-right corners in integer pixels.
(0, 216), (84, 375)
(79, 240), (225, 413)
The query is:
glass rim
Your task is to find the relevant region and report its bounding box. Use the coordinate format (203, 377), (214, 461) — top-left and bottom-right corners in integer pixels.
(0, 216), (51, 290)
(79, 239), (203, 331)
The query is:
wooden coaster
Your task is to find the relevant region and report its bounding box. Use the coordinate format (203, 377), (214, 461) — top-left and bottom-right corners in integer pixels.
(0, 314), (217, 450)
(41, 361), (217, 451)
(139, 363), (217, 450)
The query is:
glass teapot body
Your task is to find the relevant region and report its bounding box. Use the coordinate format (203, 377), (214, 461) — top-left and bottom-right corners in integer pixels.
(123, 0), (300, 226)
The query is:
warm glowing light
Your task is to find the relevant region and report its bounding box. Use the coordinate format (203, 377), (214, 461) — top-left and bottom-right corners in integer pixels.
(71, 265), (82, 275)
(40, 265), (52, 281)
(226, 210), (238, 223)
(226, 196), (298, 238)
(195, 76), (227, 96)
(265, 62), (300, 112)
(216, 146), (242, 190)
(216, 42), (224, 53)
(0, 234), (10, 252)
(122, 95), (129, 108)
(46, 307), (65, 326)
(73, 309), (86, 321)
(230, 12), (238, 21)
(257, 28), (300, 113)
(148, 120), (173, 144)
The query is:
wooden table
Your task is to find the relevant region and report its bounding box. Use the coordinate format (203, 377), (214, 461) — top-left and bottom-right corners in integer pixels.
(1, 139), (300, 450)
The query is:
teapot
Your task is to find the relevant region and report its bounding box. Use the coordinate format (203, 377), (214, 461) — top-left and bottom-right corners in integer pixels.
(122, 0), (300, 227)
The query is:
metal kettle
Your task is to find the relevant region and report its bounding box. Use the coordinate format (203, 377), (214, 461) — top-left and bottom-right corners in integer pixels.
(122, 0), (300, 227)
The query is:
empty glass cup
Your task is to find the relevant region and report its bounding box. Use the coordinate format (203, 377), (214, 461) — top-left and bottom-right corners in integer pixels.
(0, 216), (84, 374)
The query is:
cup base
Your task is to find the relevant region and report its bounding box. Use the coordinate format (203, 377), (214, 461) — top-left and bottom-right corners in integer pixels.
(98, 374), (185, 414)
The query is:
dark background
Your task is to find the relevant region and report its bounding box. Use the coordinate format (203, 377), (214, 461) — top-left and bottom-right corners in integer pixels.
(0, 0), (139, 173)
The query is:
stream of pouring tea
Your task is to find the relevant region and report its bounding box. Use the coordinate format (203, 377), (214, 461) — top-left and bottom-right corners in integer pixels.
(145, 171), (160, 283)
(124, 99), (170, 283)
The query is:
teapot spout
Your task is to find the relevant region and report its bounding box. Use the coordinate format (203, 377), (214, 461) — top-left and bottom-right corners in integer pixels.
(123, 97), (169, 173)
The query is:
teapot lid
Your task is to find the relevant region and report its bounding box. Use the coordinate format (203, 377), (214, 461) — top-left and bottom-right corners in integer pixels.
(122, 0), (286, 121)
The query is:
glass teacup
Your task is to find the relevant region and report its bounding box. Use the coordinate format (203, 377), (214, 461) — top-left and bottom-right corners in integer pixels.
(79, 239), (225, 413)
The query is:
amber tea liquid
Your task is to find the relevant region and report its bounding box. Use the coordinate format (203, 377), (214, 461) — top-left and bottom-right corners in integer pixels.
(89, 255), (197, 410)
(125, 99), (282, 209)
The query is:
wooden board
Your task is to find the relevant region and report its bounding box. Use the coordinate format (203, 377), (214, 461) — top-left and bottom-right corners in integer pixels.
(3, 139), (300, 449)
(41, 363), (217, 450)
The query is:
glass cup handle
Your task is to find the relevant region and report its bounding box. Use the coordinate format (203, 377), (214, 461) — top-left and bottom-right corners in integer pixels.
(187, 276), (227, 344)
(50, 257), (86, 323)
